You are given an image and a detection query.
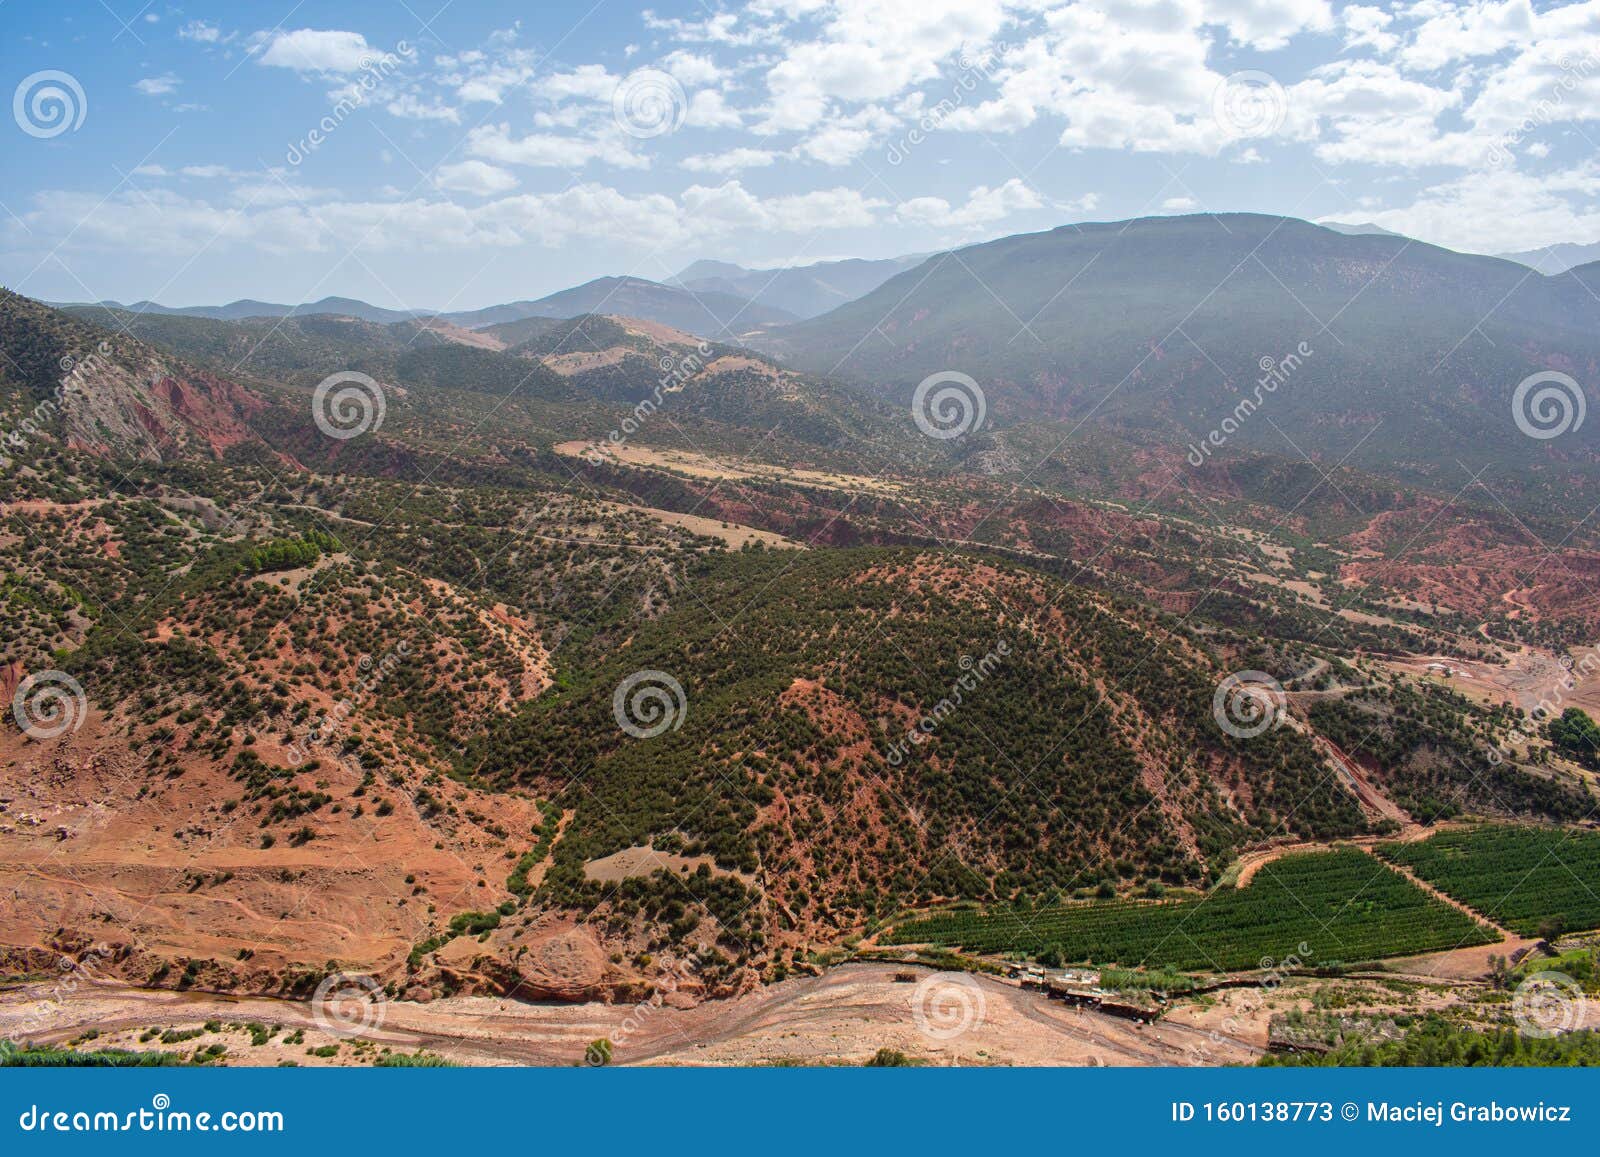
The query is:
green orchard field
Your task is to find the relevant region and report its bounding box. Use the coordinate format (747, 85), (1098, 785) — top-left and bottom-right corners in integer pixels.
(1378, 825), (1600, 937)
(882, 848), (1497, 971)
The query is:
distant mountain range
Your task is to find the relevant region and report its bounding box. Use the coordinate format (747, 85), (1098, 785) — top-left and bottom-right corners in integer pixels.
(439, 276), (798, 336)
(1274, 221), (1600, 275)
(48, 219), (1600, 458)
(48, 251), (928, 340)
(749, 213), (1600, 493)
(54, 295), (434, 326)
(1496, 241), (1600, 276)
(1319, 221), (1405, 238)
(670, 253), (928, 320)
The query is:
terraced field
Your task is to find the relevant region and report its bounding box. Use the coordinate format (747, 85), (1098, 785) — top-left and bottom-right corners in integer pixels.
(883, 849), (1497, 971)
(1378, 826), (1600, 937)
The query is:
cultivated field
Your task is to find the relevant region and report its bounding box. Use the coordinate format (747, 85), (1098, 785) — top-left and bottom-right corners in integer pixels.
(883, 849), (1498, 970)
(1378, 826), (1600, 937)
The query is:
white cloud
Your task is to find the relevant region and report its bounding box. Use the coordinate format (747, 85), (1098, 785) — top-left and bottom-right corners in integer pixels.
(662, 50), (727, 87)
(680, 181), (886, 232)
(435, 160), (520, 196)
(134, 74), (180, 97)
(893, 178), (1043, 229)
(467, 123), (648, 170)
(1357, 163), (1600, 251)
(387, 93), (461, 123)
(1398, 0), (1539, 72)
(445, 51), (541, 104)
(796, 103), (898, 164)
(0, 178), (888, 258)
(681, 148), (780, 173)
(537, 64), (622, 102)
(687, 89), (744, 129)
(1340, 5), (1398, 53)
(798, 124), (874, 164)
(257, 29), (376, 73)
(758, 0), (1010, 132)
(179, 20), (224, 43)
(1204, 0), (1334, 50)
(1290, 59), (1465, 165)
(1464, 37), (1600, 137)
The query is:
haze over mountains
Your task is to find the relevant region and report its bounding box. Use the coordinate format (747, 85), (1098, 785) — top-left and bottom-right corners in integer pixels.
(54, 251), (927, 339)
(441, 275), (800, 336)
(58, 295), (434, 326)
(49, 213), (1600, 510)
(669, 253), (929, 319)
(54, 222), (1600, 342)
(750, 214), (1600, 499)
(1495, 241), (1600, 276)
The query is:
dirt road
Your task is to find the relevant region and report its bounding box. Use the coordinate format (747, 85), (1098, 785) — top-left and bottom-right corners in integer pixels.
(0, 964), (1261, 1068)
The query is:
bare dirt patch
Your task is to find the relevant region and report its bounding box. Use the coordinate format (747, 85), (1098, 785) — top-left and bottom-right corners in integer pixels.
(583, 846), (723, 883)
(553, 440), (904, 495)
(599, 502), (800, 549)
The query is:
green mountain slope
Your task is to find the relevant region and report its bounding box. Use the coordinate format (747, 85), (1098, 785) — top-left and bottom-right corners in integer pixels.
(476, 547), (1370, 944)
(754, 215), (1600, 495)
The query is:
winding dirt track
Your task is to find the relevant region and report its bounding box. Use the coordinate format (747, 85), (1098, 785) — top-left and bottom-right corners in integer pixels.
(0, 964), (1261, 1068)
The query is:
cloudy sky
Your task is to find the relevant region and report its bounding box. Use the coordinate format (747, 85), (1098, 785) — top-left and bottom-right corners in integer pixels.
(4, 0), (1600, 310)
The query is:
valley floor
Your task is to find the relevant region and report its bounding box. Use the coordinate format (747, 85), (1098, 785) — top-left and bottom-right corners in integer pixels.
(0, 963), (1264, 1068)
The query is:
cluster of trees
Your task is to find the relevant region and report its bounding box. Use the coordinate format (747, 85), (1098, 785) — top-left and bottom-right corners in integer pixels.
(1310, 684), (1590, 823)
(244, 529), (338, 575)
(1262, 1016), (1600, 1067)
(1548, 707), (1600, 767)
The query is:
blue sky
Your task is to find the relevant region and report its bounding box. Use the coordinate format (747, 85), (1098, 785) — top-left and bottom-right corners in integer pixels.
(4, 0), (1600, 310)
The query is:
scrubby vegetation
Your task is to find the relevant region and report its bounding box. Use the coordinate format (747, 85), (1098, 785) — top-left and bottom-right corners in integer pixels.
(0, 1040), (186, 1067)
(1261, 1016), (1600, 1066)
